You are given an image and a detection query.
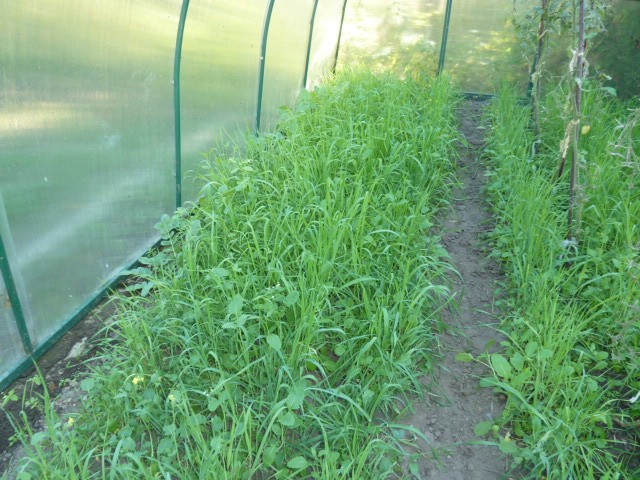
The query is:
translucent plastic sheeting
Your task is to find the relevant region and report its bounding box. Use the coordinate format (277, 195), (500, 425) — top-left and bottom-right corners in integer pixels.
(338, 0), (444, 77)
(0, 1), (179, 347)
(0, 190), (34, 344)
(446, 0), (528, 93)
(0, 273), (25, 381)
(590, 0), (640, 99)
(0, 194), (27, 379)
(180, 1), (265, 201)
(533, 0), (640, 100)
(259, 0), (315, 131)
(305, 0), (345, 90)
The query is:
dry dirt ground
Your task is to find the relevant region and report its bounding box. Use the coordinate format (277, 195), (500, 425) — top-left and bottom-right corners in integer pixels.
(1, 100), (513, 479)
(405, 100), (513, 479)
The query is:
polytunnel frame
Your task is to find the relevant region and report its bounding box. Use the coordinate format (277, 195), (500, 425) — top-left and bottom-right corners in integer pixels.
(1, 0), (486, 392)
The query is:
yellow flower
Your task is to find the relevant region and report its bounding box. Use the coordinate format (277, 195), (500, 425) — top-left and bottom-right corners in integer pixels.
(581, 124), (591, 135)
(132, 375), (144, 385)
(168, 393), (177, 403)
(67, 417), (75, 427)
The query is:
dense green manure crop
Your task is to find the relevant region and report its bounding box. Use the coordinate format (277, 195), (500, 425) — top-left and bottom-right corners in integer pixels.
(483, 88), (639, 479)
(5, 71), (461, 479)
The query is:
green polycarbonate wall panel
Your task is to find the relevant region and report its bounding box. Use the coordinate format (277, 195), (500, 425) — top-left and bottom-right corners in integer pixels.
(447, 0), (527, 93)
(305, 0), (345, 90)
(0, 1), (179, 348)
(180, 1), (265, 201)
(259, 0), (314, 131)
(338, 0), (444, 76)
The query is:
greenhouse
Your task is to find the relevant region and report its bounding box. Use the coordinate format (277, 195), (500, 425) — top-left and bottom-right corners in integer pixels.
(1, 0), (638, 478)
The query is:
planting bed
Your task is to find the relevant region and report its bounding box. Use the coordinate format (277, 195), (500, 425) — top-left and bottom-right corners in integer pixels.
(1, 69), (638, 479)
(481, 89), (639, 478)
(2, 70), (467, 479)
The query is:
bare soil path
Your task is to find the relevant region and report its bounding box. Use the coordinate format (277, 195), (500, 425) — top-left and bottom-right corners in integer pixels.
(408, 100), (510, 479)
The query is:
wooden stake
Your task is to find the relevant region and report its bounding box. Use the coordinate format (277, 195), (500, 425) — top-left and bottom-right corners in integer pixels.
(568, 0), (587, 242)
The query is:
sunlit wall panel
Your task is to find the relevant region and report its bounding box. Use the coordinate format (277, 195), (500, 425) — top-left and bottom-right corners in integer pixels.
(446, 0), (527, 93)
(305, 0), (345, 90)
(0, 1), (179, 347)
(338, 0), (444, 76)
(259, 0), (314, 131)
(180, 1), (266, 201)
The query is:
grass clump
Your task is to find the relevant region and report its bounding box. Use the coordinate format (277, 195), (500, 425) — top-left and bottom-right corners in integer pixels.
(3, 70), (461, 479)
(482, 86), (639, 479)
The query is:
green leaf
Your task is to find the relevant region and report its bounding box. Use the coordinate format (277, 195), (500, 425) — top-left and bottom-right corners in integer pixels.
(279, 411), (297, 427)
(227, 294), (244, 315)
(525, 341), (538, 357)
(594, 350), (608, 361)
(512, 368), (533, 385)
(284, 290), (300, 307)
(158, 437), (177, 455)
(491, 354), (512, 379)
(30, 432), (48, 445)
(499, 438), (519, 454)
(266, 334), (282, 352)
(287, 456), (309, 470)
(208, 436), (222, 452)
(1, 390), (18, 408)
(510, 352), (524, 371)
(207, 396), (222, 412)
(538, 348), (553, 361)
(600, 86), (617, 97)
(210, 267), (229, 278)
(474, 421), (493, 436)
(263, 444), (278, 466)
(455, 352), (474, 363)
(286, 380), (308, 409)
(594, 361), (608, 370)
(334, 344), (346, 357)
(141, 281), (154, 297)
(80, 378), (95, 392)
(479, 377), (495, 388)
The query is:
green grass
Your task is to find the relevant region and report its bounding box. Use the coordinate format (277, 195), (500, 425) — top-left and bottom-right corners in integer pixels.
(2, 69), (461, 479)
(482, 85), (639, 479)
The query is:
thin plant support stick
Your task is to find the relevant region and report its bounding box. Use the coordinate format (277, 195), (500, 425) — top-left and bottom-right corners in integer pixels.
(568, 0), (587, 241)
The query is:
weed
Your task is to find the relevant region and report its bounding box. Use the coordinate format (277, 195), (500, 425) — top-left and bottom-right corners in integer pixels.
(3, 70), (461, 479)
(481, 85), (639, 478)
